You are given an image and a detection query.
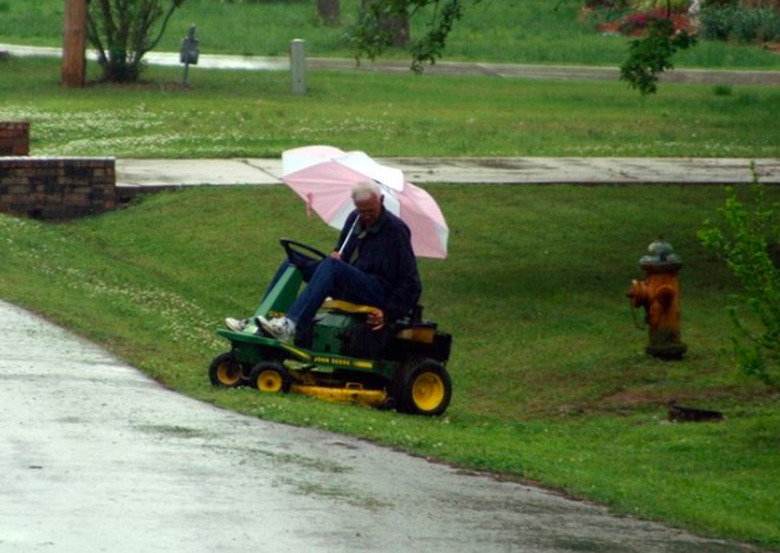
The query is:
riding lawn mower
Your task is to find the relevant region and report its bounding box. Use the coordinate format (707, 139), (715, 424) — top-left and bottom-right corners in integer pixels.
(208, 239), (453, 416)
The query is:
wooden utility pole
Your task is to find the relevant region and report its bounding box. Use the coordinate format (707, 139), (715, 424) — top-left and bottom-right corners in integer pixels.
(62, 0), (87, 88)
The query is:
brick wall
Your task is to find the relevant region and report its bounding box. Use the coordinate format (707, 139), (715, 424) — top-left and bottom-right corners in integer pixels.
(0, 122), (30, 156)
(0, 157), (116, 220)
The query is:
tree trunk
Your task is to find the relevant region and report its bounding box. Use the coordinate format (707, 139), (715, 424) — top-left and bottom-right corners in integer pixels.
(317, 0), (340, 26)
(62, 0), (87, 88)
(362, 0), (410, 48)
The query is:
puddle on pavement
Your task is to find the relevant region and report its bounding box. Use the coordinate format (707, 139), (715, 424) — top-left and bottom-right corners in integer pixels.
(227, 446), (352, 475)
(278, 475), (393, 511)
(553, 537), (633, 553)
(210, 444), (390, 510)
(135, 424), (215, 440)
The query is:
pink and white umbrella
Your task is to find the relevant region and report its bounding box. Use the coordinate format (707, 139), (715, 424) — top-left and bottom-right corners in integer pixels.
(281, 145), (449, 259)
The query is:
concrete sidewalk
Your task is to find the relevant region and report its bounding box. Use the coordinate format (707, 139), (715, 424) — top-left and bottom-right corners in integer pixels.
(115, 157), (780, 192)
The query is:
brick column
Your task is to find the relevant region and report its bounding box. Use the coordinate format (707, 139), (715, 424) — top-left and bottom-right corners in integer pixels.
(0, 122), (30, 156)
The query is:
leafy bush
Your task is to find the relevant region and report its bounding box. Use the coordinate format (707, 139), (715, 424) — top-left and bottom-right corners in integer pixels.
(619, 8), (675, 32)
(620, 16), (696, 94)
(88, 0), (186, 83)
(699, 2), (780, 42)
(699, 2), (738, 38)
(350, 0), (470, 73)
(699, 171), (780, 387)
(712, 83), (733, 94)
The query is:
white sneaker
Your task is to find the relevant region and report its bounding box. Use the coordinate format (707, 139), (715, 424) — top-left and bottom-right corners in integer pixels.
(225, 317), (247, 332)
(257, 316), (296, 343)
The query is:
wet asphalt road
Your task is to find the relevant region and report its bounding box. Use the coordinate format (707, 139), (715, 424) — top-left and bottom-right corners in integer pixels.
(0, 299), (756, 553)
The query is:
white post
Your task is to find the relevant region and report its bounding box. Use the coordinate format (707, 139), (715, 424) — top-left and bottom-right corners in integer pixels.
(290, 39), (306, 95)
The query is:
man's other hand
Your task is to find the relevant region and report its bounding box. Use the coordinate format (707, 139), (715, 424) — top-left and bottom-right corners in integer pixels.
(368, 309), (384, 330)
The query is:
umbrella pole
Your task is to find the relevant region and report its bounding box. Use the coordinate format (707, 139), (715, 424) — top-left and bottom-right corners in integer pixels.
(338, 217), (359, 256)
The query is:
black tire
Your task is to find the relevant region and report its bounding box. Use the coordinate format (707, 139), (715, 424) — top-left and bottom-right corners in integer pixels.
(249, 361), (292, 394)
(397, 359), (452, 416)
(208, 352), (245, 388)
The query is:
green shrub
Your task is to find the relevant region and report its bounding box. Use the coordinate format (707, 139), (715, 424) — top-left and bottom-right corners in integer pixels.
(620, 17), (697, 94)
(733, 6), (778, 41)
(700, 3), (738, 39)
(699, 2), (780, 42)
(712, 83), (733, 94)
(699, 171), (780, 387)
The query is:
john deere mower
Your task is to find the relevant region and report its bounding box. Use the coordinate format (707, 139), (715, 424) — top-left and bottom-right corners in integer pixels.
(208, 239), (453, 416)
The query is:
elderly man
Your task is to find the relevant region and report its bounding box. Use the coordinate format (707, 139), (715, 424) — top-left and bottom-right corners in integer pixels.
(229, 181), (421, 344)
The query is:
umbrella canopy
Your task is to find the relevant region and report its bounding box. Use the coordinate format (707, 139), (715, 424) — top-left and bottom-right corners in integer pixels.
(281, 145), (449, 259)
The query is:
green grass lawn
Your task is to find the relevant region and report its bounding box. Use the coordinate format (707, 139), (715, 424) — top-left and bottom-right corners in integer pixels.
(0, 185), (778, 549)
(1, 57), (779, 158)
(1, 0), (779, 69)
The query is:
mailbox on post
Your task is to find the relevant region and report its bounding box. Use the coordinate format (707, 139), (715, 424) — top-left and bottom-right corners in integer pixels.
(180, 25), (199, 88)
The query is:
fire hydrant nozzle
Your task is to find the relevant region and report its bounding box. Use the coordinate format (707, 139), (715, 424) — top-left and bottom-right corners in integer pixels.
(626, 238), (687, 360)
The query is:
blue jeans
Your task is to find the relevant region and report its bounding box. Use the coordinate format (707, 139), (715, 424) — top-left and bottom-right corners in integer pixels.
(286, 257), (389, 328)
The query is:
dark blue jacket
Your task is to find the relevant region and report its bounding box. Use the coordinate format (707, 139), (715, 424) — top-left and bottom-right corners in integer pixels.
(336, 208), (422, 320)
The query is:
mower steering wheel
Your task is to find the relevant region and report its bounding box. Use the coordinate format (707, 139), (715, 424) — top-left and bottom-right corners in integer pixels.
(280, 239), (328, 268)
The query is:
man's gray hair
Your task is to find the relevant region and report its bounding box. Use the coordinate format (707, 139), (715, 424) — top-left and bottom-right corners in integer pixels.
(352, 181), (382, 202)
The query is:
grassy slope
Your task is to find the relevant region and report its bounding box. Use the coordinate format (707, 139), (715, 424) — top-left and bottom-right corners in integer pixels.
(0, 186), (778, 548)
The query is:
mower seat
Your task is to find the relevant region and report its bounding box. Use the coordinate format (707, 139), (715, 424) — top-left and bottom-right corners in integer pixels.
(320, 298), (380, 315)
(320, 298), (424, 324)
(320, 298), (428, 339)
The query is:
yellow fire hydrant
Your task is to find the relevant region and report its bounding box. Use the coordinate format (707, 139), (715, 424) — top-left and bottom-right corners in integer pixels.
(626, 238), (688, 359)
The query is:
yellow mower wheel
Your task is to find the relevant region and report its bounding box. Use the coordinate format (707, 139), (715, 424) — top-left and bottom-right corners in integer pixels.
(412, 372), (446, 411)
(398, 359), (452, 416)
(249, 361), (291, 394)
(208, 352), (245, 388)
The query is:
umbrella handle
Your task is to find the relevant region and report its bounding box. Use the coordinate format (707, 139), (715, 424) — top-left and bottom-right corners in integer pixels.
(338, 217), (359, 257)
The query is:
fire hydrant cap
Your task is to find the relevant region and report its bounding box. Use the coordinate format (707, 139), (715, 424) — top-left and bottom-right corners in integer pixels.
(640, 239), (681, 268)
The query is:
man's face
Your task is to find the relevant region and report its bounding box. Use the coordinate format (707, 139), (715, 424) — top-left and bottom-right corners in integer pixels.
(354, 195), (382, 227)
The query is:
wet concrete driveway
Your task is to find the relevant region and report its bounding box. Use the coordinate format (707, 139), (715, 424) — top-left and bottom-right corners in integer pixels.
(0, 299), (754, 552)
